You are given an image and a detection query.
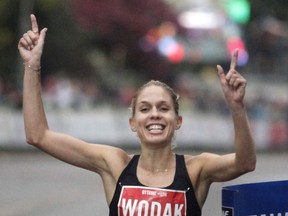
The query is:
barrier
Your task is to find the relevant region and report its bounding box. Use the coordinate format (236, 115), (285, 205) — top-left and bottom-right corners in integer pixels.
(222, 180), (288, 216)
(0, 110), (271, 149)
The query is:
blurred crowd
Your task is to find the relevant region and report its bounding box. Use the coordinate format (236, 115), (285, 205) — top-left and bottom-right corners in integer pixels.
(0, 69), (287, 148)
(1, 14), (288, 148)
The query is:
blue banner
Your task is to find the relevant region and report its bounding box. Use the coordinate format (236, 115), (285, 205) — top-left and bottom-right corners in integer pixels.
(222, 180), (288, 216)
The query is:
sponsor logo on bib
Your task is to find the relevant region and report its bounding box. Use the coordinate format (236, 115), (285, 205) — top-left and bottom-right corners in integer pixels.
(118, 186), (187, 216)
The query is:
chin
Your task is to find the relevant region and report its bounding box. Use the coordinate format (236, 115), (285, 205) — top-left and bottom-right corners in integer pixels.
(145, 137), (172, 146)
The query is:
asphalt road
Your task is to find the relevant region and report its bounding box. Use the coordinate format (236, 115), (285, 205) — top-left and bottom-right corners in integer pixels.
(1, 150), (287, 216)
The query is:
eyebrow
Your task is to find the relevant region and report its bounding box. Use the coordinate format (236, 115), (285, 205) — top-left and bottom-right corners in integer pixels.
(138, 100), (171, 106)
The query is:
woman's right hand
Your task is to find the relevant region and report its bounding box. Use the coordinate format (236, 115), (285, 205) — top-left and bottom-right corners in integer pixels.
(18, 14), (47, 68)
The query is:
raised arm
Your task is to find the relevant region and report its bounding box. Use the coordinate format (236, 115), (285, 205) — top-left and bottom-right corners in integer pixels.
(201, 49), (256, 182)
(18, 15), (130, 174)
(18, 14), (48, 146)
(189, 49), (256, 208)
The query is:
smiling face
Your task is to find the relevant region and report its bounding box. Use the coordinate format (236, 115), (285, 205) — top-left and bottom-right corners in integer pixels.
(129, 84), (182, 147)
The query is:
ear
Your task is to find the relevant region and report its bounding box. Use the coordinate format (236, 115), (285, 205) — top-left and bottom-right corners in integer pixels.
(175, 115), (182, 130)
(129, 117), (137, 132)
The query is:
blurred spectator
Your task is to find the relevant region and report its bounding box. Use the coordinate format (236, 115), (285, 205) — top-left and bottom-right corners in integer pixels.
(248, 16), (288, 80)
(42, 74), (104, 111)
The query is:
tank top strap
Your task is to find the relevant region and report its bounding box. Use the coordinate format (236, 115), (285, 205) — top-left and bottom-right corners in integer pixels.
(129, 154), (140, 173)
(175, 154), (188, 177)
(117, 154), (140, 186)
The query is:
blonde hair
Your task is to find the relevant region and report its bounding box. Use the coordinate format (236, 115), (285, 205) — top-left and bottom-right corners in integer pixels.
(129, 80), (180, 116)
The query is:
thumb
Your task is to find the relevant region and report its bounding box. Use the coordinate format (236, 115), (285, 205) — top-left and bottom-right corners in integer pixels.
(38, 28), (48, 47)
(216, 65), (225, 79)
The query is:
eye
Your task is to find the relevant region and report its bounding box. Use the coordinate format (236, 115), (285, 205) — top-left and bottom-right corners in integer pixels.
(159, 106), (169, 112)
(140, 107), (149, 113)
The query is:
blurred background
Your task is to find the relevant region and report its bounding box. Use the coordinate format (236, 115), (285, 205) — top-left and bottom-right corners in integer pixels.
(0, 0), (288, 215)
(1, 0), (287, 150)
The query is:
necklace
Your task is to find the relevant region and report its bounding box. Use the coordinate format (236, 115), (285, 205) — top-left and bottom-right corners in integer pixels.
(139, 153), (175, 174)
(154, 168), (169, 173)
(145, 167), (170, 175)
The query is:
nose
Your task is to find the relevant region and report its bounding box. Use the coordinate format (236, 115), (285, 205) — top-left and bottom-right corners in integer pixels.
(150, 107), (160, 118)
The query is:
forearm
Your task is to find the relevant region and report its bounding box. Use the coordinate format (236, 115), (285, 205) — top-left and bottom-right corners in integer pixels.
(231, 103), (256, 172)
(23, 63), (48, 145)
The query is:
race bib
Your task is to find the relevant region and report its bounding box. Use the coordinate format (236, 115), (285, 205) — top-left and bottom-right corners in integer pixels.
(118, 186), (187, 216)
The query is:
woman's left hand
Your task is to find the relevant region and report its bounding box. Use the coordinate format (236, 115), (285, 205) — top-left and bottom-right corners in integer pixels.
(217, 49), (247, 109)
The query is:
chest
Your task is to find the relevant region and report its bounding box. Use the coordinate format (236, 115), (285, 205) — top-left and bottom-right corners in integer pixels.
(137, 167), (176, 188)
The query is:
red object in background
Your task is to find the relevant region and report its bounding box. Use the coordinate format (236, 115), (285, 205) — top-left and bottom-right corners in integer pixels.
(226, 37), (249, 66)
(269, 121), (288, 148)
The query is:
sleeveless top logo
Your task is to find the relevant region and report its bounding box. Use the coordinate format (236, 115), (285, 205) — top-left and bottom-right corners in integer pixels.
(118, 186), (186, 216)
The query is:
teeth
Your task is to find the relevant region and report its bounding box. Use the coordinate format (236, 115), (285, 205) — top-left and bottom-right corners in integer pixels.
(148, 125), (164, 130)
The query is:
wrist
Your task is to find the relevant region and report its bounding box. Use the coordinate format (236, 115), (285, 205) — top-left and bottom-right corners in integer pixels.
(24, 63), (41, 73)
(230, 102), (246, 114)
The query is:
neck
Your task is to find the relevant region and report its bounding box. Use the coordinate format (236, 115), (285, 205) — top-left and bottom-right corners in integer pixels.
(139, 150), (175, 174)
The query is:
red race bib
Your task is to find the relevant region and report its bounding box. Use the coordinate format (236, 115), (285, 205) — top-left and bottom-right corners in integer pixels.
(118, 186), (187, 216)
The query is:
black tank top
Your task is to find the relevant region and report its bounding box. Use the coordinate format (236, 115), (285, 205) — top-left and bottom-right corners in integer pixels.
(109, 154), (201, 216)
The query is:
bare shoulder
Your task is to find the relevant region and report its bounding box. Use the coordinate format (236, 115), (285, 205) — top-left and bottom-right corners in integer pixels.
(183, 153), (222, 186)
(99, 144), (131, 158)
(183, 153), (222, 180)
(104, 145), (132, 166)
(84, 144), (132, 175)
(94, 144), (131, 164)
(184, 152), (220, 166)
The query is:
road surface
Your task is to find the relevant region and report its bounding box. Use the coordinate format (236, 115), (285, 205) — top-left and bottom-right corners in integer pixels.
(1, 150), (287, 215)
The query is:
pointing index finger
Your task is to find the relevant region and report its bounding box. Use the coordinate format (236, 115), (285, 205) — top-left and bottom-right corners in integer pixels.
(30, 14), (39, 33)
(230, 49), (239, 70)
